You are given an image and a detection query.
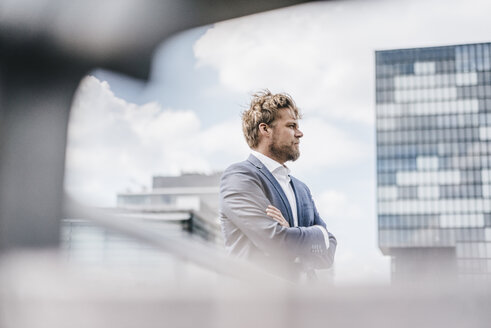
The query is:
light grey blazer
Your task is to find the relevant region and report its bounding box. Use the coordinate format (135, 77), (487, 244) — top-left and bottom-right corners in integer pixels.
(219, 154), (337, 279)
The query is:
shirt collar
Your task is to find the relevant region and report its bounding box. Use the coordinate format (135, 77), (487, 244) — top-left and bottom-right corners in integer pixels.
(251, 150), (290, 176)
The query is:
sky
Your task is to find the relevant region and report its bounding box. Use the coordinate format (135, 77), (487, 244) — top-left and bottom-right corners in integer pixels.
(65, 0), (491, 285)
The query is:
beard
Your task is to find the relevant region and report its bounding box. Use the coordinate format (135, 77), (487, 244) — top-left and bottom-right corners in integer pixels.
(269, 135), (300, 163)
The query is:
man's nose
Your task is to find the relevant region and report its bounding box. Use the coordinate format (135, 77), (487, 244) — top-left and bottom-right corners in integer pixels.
(296, 129), (303, 138)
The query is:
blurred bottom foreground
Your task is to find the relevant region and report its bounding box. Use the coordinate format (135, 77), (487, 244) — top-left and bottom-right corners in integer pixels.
(1, 209), (490, 328)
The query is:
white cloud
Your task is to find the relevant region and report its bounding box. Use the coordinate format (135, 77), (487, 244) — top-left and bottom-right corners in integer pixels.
(200, 119), (249, 156)
(194, 0), (491, 126)
(315, 189), (391, 285)
(65, 76), (248, 207)
(288, 117), (368, 173)
(194, 6), (346, 121)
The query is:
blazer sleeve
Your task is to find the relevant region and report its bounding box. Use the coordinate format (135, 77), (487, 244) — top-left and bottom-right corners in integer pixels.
(220, 166), (334, 269)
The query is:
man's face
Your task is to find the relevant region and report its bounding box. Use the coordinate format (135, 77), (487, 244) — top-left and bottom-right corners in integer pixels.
(269, 108), (303, 163)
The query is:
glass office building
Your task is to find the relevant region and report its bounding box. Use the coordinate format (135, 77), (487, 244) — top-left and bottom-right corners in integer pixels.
(375, 43), (491, 283)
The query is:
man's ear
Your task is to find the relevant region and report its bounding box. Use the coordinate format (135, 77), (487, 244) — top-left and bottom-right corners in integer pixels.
(258, 123), (270, 137)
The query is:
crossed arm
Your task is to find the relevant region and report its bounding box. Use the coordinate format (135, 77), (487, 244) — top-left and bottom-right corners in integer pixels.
(220, 169), (336, 269)
(266, 205), (290, 227)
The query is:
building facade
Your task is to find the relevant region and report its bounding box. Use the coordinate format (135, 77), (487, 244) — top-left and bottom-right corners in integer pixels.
(117, 172), (222, 243)
(61, 172), (224, 281)
(375, 43), (491, 283)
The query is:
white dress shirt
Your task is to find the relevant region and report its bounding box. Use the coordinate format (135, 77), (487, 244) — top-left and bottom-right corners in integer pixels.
(251, 150), (329, 249)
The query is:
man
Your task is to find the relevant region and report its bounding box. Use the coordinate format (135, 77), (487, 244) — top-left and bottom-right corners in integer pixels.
(219, 90), (337, 281)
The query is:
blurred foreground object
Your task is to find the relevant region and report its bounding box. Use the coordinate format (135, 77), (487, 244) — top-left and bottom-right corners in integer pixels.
(1, 251), (491, 328)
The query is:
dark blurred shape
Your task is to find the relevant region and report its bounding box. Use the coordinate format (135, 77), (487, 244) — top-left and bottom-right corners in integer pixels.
(0, 0), (315, 251)
(0, 0), (315, 79)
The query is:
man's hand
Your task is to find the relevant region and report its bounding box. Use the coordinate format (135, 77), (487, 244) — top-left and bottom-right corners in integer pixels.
(266, 205), (290, 227)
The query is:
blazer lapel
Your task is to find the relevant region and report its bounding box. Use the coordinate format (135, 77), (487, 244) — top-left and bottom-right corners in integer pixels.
(247, 155), (294, 226)
(289, 178), (303, 226)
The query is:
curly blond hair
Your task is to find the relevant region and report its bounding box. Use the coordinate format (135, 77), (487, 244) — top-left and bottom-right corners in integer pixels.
(241, 90), (301, 148)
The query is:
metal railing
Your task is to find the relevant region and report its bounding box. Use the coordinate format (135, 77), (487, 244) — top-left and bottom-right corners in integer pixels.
(63, 196), (281, 284)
